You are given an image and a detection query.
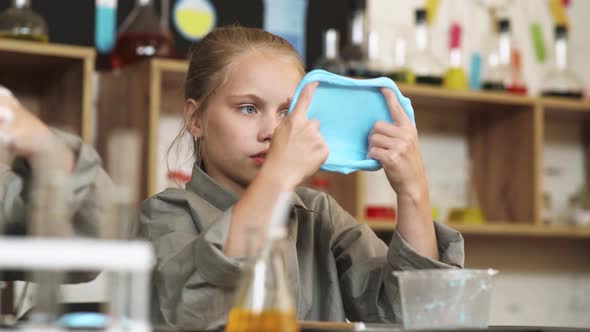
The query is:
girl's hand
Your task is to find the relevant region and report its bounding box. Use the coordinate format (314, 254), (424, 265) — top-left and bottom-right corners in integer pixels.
(367, 88), (428, 200)
(0, 86), (74, 171)
(264, 82), (329, 189)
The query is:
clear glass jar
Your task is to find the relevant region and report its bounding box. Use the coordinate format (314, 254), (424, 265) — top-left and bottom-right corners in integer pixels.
(315, 29), (347, 75)
(407, 8), (444, 86)
(111, 0), (175, 68)
(0, 0), (49, 42)
(540, 25), (584, 99)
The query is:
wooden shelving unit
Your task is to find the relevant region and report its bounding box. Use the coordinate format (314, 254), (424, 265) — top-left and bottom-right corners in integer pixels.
(96, 57), (590, 239)
(353, 85), (590, 239)
(0, 39), (95, 143)
(0, 39), (96, 317)
(98, 58), (187, 198)
(366, 220), (590, 239)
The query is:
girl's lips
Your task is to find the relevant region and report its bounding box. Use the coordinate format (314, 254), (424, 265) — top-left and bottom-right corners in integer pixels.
(250, 152), (267, 166)
(251, 156), (265, 166)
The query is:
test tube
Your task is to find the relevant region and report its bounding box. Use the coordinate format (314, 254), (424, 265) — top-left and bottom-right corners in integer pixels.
(28, 141), (74, 324)
(95, 0), (117, 54)
(105, 129), (141, 239)
(105, 129), (142, 330)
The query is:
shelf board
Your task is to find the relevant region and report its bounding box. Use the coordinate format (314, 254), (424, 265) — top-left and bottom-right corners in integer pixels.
(0, 39), (94, 70)
(396, 83), (536, 111)
(539, 96), (590, 112)
(364, 220), (590, 239)
(151, 58), (189, 73)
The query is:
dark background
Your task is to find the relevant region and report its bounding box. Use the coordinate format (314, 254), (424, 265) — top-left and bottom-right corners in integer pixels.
(0, 0), (354, 69)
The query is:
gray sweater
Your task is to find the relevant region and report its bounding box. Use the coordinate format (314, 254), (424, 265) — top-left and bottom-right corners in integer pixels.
(0, 130), (113, 281)
(140, 164), (465, 330)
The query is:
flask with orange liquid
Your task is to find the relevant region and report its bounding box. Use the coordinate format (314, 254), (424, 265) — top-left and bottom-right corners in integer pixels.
(225, 193), (299, 332)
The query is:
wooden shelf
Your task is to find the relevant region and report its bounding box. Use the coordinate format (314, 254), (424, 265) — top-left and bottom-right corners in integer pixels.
(539, 96), (590, 113)
(98, 58), (190, 198)
(0, 39), (94, 63)
(397, 83), (536, 107)
(151, 58), (189, 73)
(0, 39), (95, 143)
(364, 220), (590, 239)
(94, 62), (590, 240)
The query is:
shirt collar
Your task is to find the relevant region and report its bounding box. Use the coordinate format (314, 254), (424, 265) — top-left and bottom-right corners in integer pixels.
(185, 163), (309, 211)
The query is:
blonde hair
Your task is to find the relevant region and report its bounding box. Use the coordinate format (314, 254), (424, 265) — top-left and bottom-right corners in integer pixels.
(167, 26), (304, 173)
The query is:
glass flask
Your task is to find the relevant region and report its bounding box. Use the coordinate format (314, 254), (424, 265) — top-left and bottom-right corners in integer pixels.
(387, 29), (410, 83)
(226, 228), (298, 332)
(341, 0), (368, 77)
(111, 0), (175, 68)
(0, 0), (49, 42)
(540, 25), (584, 99)
(226, 192), (298, 332)
(407, 8), (444, 86)
(481, 18), (511, 91)
(364, 31), (384, 78)
(314, 29), (347, 76)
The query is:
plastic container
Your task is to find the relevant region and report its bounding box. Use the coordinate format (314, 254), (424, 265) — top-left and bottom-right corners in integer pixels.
(394, 269), (497, 330)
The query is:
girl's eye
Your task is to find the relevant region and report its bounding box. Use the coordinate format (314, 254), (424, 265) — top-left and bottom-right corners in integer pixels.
(278, 110), (289, 119)
(239, 105), (257, 115)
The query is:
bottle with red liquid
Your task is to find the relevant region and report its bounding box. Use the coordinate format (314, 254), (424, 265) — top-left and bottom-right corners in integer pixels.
(506, 48), (527, 95)
(111, 0), (175, 69)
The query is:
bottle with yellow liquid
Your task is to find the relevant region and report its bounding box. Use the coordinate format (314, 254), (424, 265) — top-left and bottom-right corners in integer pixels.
(173, 0), (216, 42)
(226, 194), (299, 332)
(0, 0), (49, 42)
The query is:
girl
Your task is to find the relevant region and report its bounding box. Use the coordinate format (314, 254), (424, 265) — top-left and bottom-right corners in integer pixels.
(140, 26), (464, 330)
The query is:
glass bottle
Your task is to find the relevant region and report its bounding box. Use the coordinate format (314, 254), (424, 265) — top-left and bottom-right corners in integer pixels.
(0, 0), (49, 42)
(443, 21), (468, 90)
(341, 0), (368, 77)
(481, 18), (511, 91)
(506, 47), (527, 95)
(387, 29), (409, 83)
(364, 31), (384, 78)
(540, 25), (584, 99)
(111, 0), (175, 69)
(314, 29), (347, 76)
(310, 175), (331, 193)
(407, 8), (444, 86)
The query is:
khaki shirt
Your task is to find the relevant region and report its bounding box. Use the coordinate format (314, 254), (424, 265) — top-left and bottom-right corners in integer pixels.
(0, 130), (113, 281)
(140, 165), (465, 330)
(0, 130), (112, 237)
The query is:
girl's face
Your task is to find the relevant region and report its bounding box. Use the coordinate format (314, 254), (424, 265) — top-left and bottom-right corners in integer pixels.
(198, 50), (303, 194)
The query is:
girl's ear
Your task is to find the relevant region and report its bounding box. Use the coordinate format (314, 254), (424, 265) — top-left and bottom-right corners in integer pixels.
(184, 99), (203, 138)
